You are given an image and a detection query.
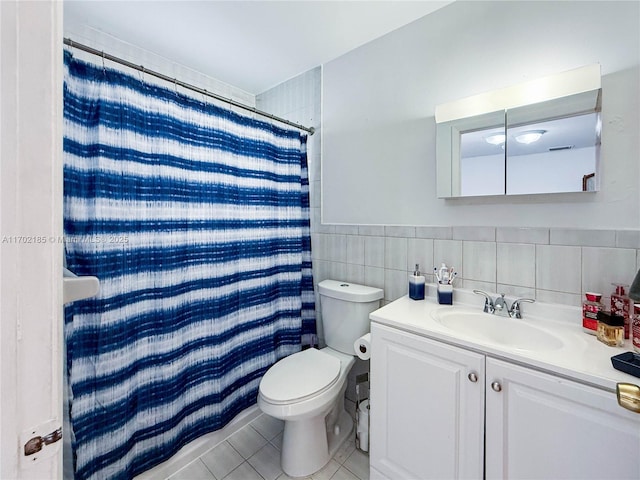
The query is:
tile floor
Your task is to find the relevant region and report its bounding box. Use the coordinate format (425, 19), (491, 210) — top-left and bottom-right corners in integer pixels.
(168, 400), (369, 480)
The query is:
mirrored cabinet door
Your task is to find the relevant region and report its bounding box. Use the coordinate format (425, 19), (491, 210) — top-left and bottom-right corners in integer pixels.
(436, 64), (601, 199)
(505, 111), (600, 195)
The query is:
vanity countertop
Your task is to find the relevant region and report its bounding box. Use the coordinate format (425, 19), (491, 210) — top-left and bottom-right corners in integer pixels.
(370, 287), (639, 392)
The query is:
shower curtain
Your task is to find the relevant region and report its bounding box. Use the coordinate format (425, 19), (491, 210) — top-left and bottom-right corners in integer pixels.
(63, 51), (315, 479)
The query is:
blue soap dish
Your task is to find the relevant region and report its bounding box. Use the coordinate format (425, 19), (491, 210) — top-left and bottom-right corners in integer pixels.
(611, 351), (640, 378)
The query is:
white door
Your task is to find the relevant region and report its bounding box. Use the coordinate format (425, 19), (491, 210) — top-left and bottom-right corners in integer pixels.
(370, 323), (485, 480)
(0, 1), (64, 478)
(485, 357), (640, 480)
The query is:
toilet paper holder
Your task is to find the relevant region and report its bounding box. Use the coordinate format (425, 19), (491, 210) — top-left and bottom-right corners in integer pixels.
(355, 372), (370, 452)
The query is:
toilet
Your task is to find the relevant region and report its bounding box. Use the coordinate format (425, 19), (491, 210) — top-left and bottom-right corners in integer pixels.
(257, 279), (383, 477)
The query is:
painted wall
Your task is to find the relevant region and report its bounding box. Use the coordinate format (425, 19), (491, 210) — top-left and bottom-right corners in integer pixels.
(323, 0), (640, 228)
(63, 23), (256, 108)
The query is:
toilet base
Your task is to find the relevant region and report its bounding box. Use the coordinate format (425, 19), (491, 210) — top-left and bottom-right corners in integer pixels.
(281, 409), (353, 477)
(327, 409), (354, 462)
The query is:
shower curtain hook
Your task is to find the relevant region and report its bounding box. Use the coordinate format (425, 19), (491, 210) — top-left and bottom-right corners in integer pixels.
(101, 50), (106, 74)
(174, 78), (179, 96)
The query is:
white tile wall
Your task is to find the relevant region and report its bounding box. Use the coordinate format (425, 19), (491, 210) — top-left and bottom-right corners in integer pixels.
(497, 243), (536, 288)
(313, 225), (640, 307)
(617, 230), (640, 248)
(364, 237), (385, 268)
(364, 266), (385, 291)
(384, 269), (408, 303)
(550, 228), (616, 247)
(496, 227), (549, 244)
(407, 238), (434, 276)
(462, 241), (496, 283)
(536, 245), (582, 294)
(416, 226), (452, 239)
(581, 247), (637, 296)
(433, 240), (463, 283)
(384, 237), (407, 271)
(453, 226), (495, 242)
(346, 236), (365, 265)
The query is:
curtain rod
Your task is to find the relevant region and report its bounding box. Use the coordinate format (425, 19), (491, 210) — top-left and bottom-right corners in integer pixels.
(63, 38), (315, 136)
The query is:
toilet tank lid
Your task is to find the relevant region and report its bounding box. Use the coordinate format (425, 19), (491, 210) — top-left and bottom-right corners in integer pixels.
(318, 280), (384, 302)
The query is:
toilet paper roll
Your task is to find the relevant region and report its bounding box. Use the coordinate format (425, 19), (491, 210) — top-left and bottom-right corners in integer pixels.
(357, 399), (370, 452)
(354, 333), (371, 360)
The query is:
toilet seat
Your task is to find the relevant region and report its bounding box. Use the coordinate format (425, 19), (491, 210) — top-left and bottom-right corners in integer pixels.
(259, 348), (341, 405)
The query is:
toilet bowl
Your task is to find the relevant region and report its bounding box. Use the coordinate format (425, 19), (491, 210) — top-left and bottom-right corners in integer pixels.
(258, 347), (355, 477)
(257, 280), (383, 478)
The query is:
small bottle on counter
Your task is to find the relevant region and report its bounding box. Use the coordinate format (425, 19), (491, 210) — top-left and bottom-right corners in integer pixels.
(596, 311), (625, 347)
(409, 264), (425, 300)
(610, 283), (631, 339)
(633, 304), (640, 353)
(582, 292), (603, 335)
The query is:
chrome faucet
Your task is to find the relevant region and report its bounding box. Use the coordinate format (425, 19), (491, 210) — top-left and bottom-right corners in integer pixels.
(508, 297), (535, 319)
(473, 290), (495, 314)
(473, 290), (535, 319)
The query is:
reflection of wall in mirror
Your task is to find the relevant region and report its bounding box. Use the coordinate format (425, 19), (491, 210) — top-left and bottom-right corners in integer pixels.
(507, 147), (596, 195)
(460, 154), (504, 196)
(460, 147), (596, 196)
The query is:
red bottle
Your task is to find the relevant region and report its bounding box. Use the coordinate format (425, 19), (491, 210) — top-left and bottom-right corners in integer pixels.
(610, 283), (631, 339)
(582, 292), (603, 335)
(633, 304), (640, 353)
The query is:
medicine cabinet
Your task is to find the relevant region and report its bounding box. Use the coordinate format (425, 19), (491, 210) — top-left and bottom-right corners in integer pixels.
(435, 64), (602, 198)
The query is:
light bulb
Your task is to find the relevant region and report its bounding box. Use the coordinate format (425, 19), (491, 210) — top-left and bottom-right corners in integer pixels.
(485, 133), (506, 145)
(515, 130), (546, 144)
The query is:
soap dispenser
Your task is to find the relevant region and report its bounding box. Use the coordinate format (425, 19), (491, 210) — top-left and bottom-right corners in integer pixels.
(409, 264), (425, 300)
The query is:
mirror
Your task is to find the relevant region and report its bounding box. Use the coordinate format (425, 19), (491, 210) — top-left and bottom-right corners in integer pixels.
(436, 65), (602, 198)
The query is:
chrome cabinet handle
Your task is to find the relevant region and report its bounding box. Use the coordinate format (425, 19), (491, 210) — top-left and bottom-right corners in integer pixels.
(491, 381), (502, 392)
(468, 372), (478, 383)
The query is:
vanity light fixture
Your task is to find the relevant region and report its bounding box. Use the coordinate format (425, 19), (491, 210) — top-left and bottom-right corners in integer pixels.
(485, 133), (506, 145)
(515, 129), (546, 144)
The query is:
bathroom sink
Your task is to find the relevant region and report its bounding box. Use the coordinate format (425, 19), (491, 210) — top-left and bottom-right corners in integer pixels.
(430, 308), (564, 352)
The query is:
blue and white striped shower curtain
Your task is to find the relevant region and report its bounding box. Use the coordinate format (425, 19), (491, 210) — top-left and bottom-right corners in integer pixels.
(63, 51), (315, 479)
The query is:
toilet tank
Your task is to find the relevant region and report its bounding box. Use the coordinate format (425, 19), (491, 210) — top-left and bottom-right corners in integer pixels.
(318, 280), (384, 354)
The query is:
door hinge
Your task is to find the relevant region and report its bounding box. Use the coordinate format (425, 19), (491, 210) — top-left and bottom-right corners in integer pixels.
(24, 427), (62, 456)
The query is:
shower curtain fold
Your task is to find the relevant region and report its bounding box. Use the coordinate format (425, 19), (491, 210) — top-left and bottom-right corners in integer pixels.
(63, 51), (315, 480)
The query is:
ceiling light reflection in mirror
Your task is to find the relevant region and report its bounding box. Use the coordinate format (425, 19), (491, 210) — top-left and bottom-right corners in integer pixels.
(459, 112), (600, 197)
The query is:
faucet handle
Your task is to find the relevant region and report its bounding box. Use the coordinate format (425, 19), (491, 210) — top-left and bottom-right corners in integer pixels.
(509, 297), (535, 319)
(473, 290), (495, 313)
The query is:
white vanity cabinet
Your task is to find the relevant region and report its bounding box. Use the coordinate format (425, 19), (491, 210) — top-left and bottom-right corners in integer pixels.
(369, 323), (485, 480)
(370, 322), (640, 480)
(485, 357), (640, 479)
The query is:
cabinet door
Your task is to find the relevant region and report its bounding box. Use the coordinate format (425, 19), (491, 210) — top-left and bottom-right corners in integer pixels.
(370, 323), (485, 480)
(486, 357), (640, 479)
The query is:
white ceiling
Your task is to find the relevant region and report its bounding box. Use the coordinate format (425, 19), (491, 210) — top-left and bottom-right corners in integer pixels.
(460, 113), (600, 158)
(64, 1), (453, 95)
